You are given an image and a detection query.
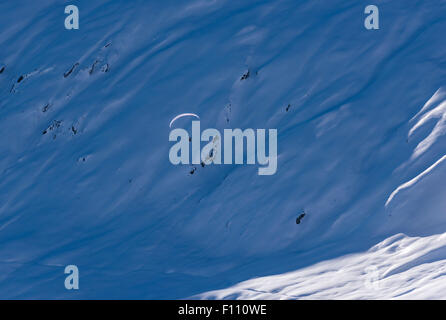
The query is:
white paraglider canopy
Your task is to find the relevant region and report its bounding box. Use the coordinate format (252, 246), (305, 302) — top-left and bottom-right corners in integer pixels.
(169, 113), (200, 128)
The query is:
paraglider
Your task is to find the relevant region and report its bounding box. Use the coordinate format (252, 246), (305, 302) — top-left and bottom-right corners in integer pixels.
(169, 113), (200, 128)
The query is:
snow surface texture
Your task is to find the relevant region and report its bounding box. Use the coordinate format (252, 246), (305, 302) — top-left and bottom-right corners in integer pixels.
(0, 0), (446, 299)
(199, 233), (446, 299)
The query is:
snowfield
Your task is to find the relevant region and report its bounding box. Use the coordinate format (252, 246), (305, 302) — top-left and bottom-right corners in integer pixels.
(198, 233), (446, 299)
(0, 0), (446, 299)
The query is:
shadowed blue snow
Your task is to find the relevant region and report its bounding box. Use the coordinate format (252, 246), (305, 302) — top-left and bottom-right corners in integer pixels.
(0, 0), (446, 299)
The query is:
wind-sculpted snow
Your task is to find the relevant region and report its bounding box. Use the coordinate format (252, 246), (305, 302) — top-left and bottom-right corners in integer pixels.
(0, 0), (446, 299)
(409, 88), (446, 159)
(386, 89), (446, 207)
(386, 154), (446, 207)
(198, 233), (446, 300)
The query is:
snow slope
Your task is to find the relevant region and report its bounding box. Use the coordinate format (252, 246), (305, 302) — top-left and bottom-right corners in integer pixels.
(0, 0), (446, 299)
(199, 233), (446, 299)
